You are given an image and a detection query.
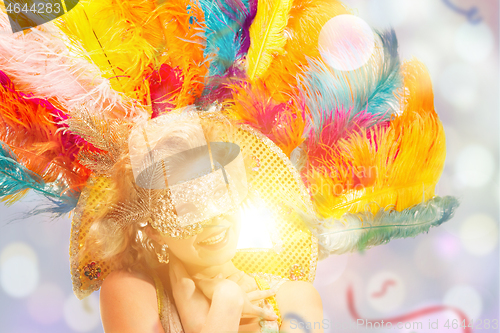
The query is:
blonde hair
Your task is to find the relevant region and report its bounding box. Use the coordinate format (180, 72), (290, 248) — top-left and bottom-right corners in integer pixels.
(81, 147), (162, 273)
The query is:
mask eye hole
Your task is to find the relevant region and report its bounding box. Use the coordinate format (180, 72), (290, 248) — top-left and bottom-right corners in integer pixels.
(175, 202), (198, 216)
(213, 184), (227, 200)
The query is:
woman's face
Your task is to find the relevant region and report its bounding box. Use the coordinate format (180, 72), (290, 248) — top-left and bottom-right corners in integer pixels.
(161, 209), (241, 268)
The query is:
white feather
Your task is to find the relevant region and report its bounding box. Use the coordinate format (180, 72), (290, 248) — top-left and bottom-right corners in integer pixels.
(0, 12), (148, 122)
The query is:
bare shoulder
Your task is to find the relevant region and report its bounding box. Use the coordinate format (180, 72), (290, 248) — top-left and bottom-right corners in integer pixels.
(100, 269), (164, 333)
(275, 280), (322, 304)
(101, 269), (155, 294)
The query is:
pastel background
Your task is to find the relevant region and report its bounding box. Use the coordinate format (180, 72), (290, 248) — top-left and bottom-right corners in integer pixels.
(0, 0), (498, 332)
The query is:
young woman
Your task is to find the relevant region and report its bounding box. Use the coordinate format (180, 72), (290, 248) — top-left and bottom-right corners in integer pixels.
(0, 0), (457, 332)
(78, 111), (324, 333)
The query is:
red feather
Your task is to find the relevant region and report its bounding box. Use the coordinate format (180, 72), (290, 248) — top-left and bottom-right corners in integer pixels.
(226, 80), (306, 156)
(0, 70), (92, 193)
(148, 64), (184, 119)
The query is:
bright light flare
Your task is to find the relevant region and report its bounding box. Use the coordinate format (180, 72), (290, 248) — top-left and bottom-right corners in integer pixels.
(237, 204), (275, 249)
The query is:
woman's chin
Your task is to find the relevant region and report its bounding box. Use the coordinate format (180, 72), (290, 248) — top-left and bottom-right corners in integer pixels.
(195, 226), (238, 264)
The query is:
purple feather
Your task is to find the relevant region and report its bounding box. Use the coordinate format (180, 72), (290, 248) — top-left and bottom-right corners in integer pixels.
(235, 0), (258, 56)
(216, 0), (258, 58)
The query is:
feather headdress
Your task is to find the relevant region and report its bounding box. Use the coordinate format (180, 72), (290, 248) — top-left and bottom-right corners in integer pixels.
(0, 0), (457, 279)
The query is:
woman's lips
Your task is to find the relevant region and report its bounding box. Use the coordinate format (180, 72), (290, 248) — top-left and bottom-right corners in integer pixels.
(197, 227), (230, 250)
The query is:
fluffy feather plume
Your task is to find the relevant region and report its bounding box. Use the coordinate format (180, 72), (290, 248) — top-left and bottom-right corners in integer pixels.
(0, 0), (457, 258)
(65, 105), (131, 175)
(0, 84), (85, 211)
(196, 61), (247, 108)
(398, 57), (435, 116)
(299, 30), (402, 131)
(199, 0), (254, 77)
(0, 141), (78, 210)
(238, 0), (258, 56)
(305, 59), (445, 219)
(0, 141), (43, 204)
(261, 0), (351, 101)
(299, 30), (402, 172)
(305, 107), (385, 168)
(302, 196), (459, 257)
(0, 12), (145, 121)
(246, 0), (293, 81)
(224, 80), (306, 155)
(54, 0), (173, 102)
(157, 0), (207, 108)
(0, 71), (91, 196)
(196, 0), (258, 105)
(148, 64), (184, 118)
(301, 59), (456, 254)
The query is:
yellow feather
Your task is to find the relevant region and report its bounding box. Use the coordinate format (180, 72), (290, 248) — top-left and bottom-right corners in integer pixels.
(54, 0), (171, 102)
(247, 0), (293, 81)
(1, 189), (30, 206)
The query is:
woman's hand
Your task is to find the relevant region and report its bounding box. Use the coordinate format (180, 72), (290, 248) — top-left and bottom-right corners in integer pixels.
(168, 254), (210, 333)
(226, 270), (257, 293)
(194, 273), (278, 321)
(226, 270), (279, 320)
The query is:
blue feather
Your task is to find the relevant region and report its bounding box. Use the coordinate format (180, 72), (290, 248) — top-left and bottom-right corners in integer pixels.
(28, 195), (80, 217)
(198, 0), (250, 77)
(298, 29), (403, 135)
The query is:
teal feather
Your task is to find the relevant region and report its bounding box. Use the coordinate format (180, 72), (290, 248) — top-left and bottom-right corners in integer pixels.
(301, 196), (460, 258)
(199, 0), (250, 77)
(298, 29), (403, 134)
(0, 141), (45, 197)
(0, 141), (78, 216)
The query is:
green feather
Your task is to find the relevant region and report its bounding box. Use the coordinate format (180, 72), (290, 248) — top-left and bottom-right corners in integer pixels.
(301, 196), (459, 258)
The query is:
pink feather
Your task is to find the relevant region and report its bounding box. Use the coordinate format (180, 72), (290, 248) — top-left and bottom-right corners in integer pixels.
(148, 64), (184, 119)
(306, 107), (384, 168)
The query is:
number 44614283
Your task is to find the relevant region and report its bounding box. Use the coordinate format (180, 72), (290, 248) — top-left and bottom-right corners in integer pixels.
(444, 319), (498, 330)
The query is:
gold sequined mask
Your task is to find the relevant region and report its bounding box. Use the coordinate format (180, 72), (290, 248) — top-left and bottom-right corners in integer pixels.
(128, 110), (248, 238)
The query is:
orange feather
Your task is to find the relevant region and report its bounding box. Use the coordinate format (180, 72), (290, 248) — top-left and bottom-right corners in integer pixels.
(0, 75), (91, 195)
(224, 80), (306, 156)
(261, 0), (351, 101)
(157, 0), (208, 108)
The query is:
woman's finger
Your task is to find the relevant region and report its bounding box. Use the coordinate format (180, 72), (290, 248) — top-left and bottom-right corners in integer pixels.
(169, 255), (195, 290)
(193, 275), (224, 300)
(247, 303), (278, 321)
(226, 271), (245, 283)
(168, 255), (179, 282)
(246, 288), (276, 302)
(240, 281), (257, 293)
(226, 271), (259, 293)
(192, 274), (223, 288)
(230, 272), (256, 293)
(168, 256), (211, 333)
